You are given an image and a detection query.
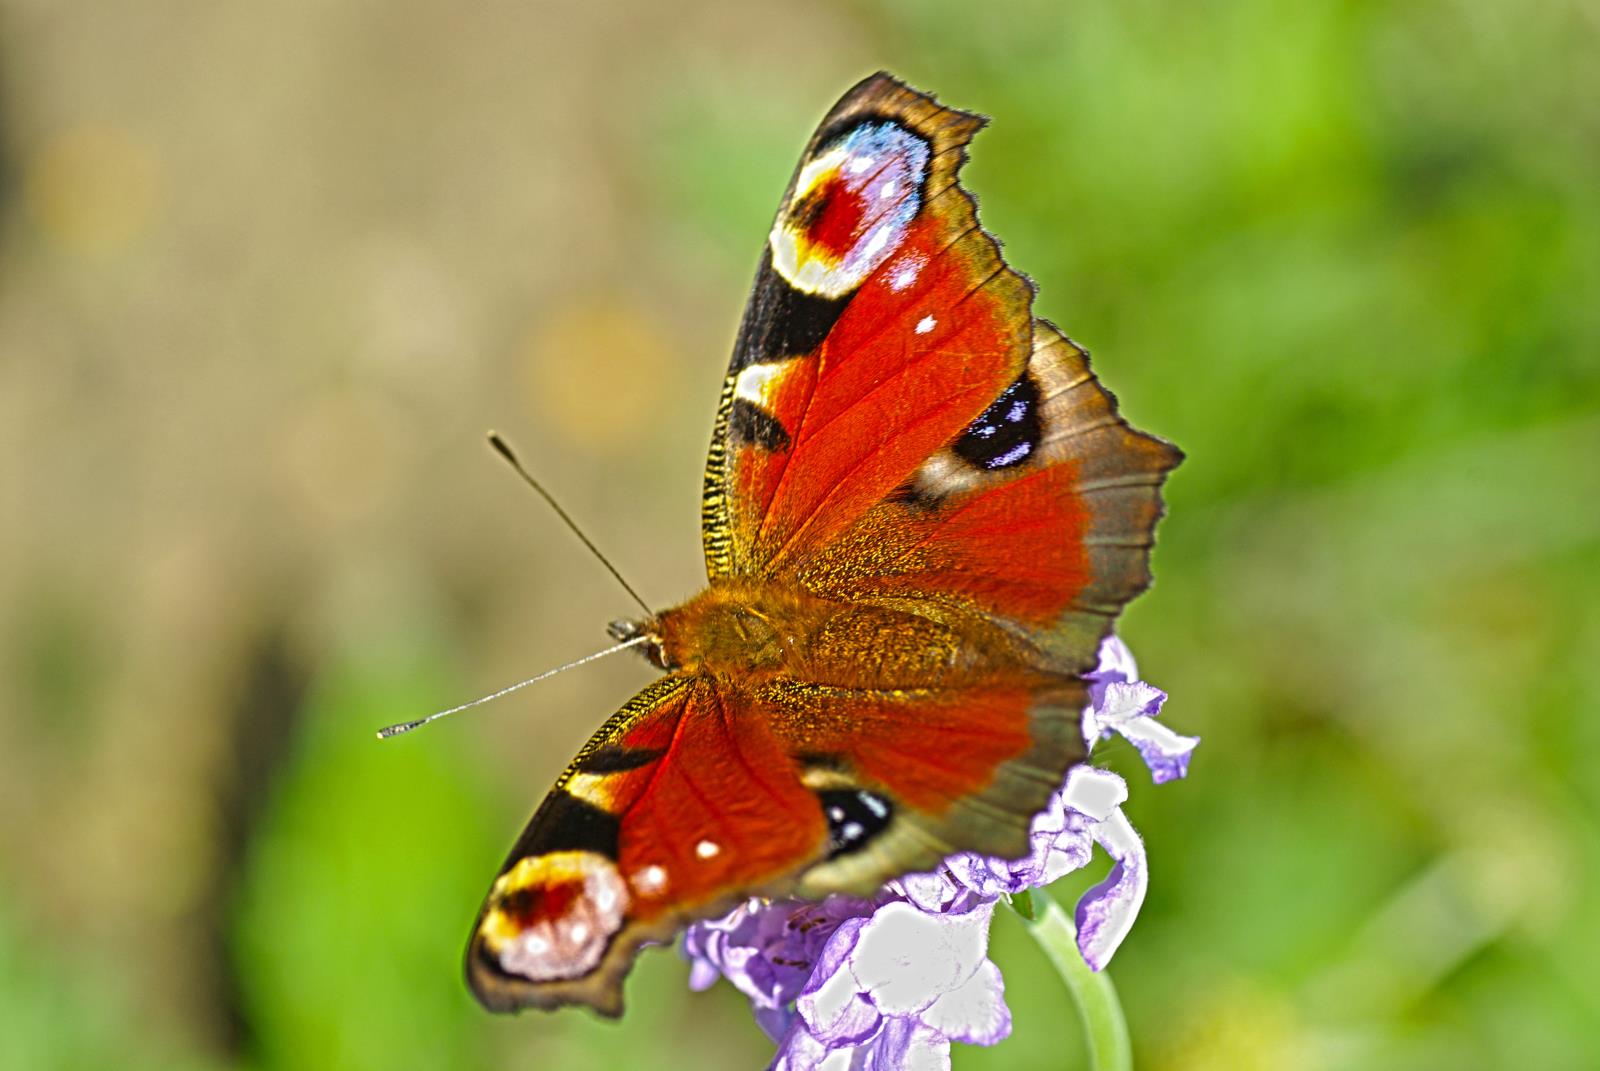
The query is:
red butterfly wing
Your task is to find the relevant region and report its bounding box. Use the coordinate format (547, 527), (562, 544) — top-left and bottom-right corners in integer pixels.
(702, 74), (1034, 578)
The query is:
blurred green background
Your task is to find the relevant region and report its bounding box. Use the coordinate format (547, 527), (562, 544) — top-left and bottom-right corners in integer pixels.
(2, 1), (1596, 1069)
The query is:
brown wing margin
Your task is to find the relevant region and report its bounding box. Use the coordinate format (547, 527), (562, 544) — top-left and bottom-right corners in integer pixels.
(1017, 321), (1183, 670)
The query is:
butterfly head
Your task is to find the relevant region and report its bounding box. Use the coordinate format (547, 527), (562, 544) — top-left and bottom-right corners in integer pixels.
(606, 617), (672, 671)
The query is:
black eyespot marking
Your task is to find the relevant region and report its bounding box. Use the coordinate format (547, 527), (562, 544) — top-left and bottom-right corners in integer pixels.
(574, 746), (664, 774)
(730, 399), (791, 452)
(953, 372), (1041, 471)
(730, 250), (849, 370)
(796, 752), (848, 772)
(819, 789), (894, 858)
(505, 791), (620, 864)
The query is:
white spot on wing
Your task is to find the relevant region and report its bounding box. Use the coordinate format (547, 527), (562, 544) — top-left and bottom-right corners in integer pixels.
(564, 771), (616, 809)
(695, 839), (721, 859)
(848, 154), (874, 174)
(735, 361), (786, 406)
(633, 864), (668, 894)
(916, 315), (937, 335)
(888, 255), (924, 292)
(860, 225), (890, 262)
(879, 178), (897, 199)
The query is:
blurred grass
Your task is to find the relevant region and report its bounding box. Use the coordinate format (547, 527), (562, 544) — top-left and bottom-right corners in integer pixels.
(1, 1), (1596, 1069)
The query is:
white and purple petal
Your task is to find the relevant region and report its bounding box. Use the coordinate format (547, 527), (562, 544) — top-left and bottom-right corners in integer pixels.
(846, 901), (995, 1016)
(920, 959), (1010, 1046)
(1084, 678), (1198, 784)
(860, 1018), (951, 1071)
(797, 918), (882, 1045)
(1084, 633), (1140, 707)
(1073, 811), (1149, 972)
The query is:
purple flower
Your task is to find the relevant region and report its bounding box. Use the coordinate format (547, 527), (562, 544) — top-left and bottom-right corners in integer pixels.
(1082, 637), (1197, 784)
(683, 635), (1197, 1070)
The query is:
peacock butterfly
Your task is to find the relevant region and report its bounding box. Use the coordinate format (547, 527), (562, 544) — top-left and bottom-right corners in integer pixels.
(465, 72), (1181, 1016)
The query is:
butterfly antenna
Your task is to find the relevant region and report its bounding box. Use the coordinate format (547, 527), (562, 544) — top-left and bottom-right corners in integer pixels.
(375, 634), (650, 740)
(486, 431), (652, 616)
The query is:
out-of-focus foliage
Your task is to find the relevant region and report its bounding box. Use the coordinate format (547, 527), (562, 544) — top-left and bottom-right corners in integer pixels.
(1, 1), (1595, 1070)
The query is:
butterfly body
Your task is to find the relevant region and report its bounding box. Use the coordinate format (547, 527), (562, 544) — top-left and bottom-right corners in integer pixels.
(642, 578), (1029, 684)
(466, 74), (1182, 1016)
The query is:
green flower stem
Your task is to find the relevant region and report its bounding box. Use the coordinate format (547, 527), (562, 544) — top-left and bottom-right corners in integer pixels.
(1017, 887), (1133, 1071)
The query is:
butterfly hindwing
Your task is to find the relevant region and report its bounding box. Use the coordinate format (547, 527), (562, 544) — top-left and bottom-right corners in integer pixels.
(753, 673), (1089, 899)
(468, 653), (1088, 1015)
(794, 319), (1183, 673)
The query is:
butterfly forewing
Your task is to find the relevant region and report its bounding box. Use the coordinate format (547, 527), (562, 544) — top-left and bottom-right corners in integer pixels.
(702, 73), (1034, 580)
